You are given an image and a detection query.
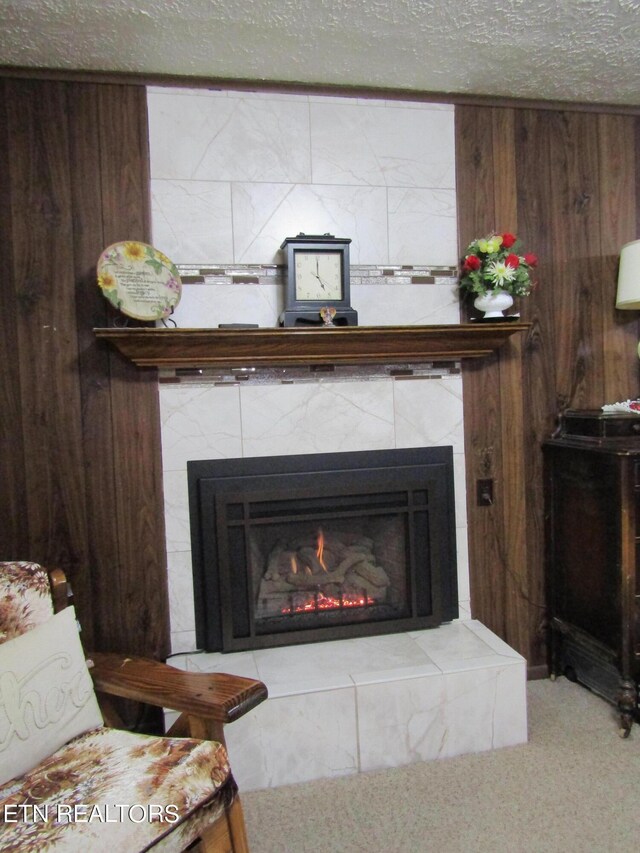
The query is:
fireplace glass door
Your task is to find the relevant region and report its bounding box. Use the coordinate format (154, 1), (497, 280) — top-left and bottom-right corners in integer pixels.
(189, 448), (458, 652)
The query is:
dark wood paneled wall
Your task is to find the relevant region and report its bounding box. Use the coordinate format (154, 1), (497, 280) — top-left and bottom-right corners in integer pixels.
(456, 107), (640, 670)
(0, 78), (169, 660)
(2, 75), (639, 672)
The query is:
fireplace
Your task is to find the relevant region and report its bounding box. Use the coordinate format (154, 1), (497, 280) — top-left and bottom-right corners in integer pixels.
(188, 447), (458, 652)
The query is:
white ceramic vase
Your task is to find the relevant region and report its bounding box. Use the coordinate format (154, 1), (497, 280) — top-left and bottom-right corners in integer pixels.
(473, 289), (514, 319)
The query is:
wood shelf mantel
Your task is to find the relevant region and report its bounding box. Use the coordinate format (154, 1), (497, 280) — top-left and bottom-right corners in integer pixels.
(94, 323), (530, 370)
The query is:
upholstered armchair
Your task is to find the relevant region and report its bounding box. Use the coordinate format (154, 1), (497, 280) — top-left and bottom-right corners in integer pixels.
(0, 561), (267, 852)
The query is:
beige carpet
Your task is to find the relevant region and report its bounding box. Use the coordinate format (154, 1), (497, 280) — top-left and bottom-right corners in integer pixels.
(242, 678), (640, 852)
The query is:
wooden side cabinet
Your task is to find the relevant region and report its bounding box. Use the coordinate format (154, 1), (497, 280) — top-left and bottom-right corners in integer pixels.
(544, 410), (640, 737)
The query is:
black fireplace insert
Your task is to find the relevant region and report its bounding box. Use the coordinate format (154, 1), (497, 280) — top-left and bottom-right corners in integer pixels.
(188, 447), (458, 652)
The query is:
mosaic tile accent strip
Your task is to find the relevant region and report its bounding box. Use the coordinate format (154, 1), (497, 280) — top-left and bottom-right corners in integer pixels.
(177, 264), (458, 288)
(158, 362), (461, 386)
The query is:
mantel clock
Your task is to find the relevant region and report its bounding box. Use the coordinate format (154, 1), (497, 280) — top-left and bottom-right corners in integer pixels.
(279, 234), (358, 327)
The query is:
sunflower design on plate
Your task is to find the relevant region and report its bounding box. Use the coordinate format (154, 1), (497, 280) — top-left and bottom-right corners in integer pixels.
(96, 241), (182, 321)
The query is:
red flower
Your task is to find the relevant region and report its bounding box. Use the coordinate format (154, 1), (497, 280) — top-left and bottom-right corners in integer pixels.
(505, 253), (520, 268)
(463, 255), (481, 271)
(524, 252), (538, 267)
(502, 233), (517, 248)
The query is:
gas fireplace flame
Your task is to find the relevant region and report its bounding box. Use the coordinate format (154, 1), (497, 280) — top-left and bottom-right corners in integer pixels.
(316, 528), (328, 572)
(257, 522), (395, 623)
(282, 590), (376, 615)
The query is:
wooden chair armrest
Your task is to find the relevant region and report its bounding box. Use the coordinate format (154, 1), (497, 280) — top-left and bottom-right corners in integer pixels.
(49, 567), (70, 613)
(88, 652), (267, 724)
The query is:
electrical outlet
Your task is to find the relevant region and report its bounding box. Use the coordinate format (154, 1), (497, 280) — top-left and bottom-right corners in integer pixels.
(477, 478), (494, 506)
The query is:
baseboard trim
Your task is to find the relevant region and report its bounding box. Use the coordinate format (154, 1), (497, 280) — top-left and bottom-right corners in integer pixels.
(527, 664), (549, 681)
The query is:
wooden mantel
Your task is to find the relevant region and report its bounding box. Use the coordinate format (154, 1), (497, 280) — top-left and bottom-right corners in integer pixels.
(94, 323), (530, 370)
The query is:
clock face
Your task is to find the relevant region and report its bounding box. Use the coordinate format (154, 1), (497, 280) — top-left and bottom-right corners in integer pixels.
(294, 251), (343, 301)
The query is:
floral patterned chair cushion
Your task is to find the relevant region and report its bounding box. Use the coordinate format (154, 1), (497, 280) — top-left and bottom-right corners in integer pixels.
(0, 726), (234, 852)
(0, 562), (54, 643)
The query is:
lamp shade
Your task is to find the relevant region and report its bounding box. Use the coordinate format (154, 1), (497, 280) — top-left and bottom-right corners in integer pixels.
(616, 239), (640, 309)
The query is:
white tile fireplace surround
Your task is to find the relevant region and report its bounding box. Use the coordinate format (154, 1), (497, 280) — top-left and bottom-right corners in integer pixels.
(152, 86), (527, 790)
(160, 362), (473, 655)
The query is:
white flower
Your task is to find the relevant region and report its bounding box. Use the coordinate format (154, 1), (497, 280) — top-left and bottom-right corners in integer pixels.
(486, 260), (516, 286)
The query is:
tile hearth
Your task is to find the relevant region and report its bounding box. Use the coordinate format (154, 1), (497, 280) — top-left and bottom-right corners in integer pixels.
(169, 619), (527, 791)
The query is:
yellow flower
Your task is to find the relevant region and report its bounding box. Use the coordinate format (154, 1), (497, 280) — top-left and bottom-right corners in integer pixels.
(478, 235), (502, 254)
(98, 272), (116, 290)
(123, 241), (145, 262)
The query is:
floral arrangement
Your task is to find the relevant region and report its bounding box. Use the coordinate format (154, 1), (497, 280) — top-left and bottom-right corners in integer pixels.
(459, 232), (538, 297)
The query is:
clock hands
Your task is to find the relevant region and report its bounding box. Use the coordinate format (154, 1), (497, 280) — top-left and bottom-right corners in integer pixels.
(314, 257), (326, 290)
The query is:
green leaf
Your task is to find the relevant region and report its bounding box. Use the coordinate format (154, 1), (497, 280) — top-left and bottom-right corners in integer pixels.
(145, 259), (164, 275)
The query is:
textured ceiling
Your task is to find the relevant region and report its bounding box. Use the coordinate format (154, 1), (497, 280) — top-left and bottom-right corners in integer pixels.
(2, 0), (640, 105)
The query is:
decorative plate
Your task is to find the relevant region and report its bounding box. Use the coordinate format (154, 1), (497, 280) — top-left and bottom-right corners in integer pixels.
(96, 241), (182, 321)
